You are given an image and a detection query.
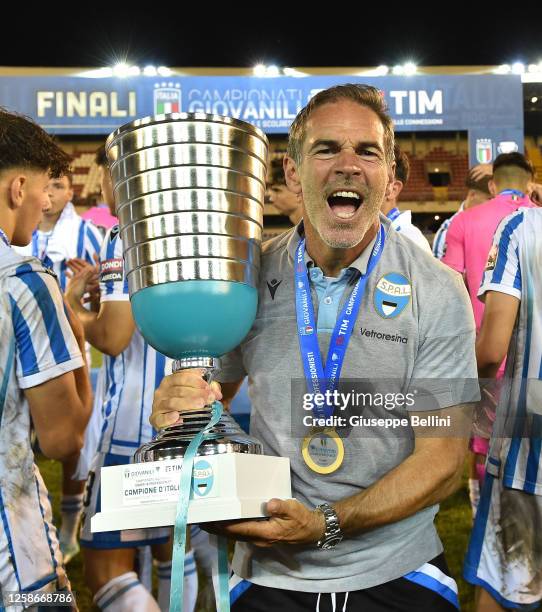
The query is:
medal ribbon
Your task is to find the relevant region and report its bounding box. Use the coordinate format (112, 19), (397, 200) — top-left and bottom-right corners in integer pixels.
(169, 401), (230, 612)
(295, 225), (386, 419)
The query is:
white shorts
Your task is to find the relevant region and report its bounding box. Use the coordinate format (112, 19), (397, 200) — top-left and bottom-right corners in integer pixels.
(464, 473), (542, 609)
(80, 452), (170, 548)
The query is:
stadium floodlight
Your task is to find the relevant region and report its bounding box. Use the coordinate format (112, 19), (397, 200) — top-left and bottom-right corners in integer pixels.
(253, 63), (266, 77)
(143, 65), (157, 77)
(266, 65), (280, 77)
(528, 64), (540, 74)
(532, 97), (539, 104)
(403, 62), (417, 76)
(157, 66), (172, 77)
(511, 62), (525, 75)
(77, 68), (114, 78)
(494, 64), (511, 74)
(376, 65), (389, 75)
(113, 63), (131, 78)
(282, 67), (308, 77)
(392, 65), (404, 75)
(128, 66), (141, 77)
(434, 215), (440, 221)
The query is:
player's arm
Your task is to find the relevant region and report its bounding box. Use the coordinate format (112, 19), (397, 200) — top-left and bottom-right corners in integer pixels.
(12, 274), (92, 460)
(476, 291), (519, 379)
(476, 209), (524, 379)
(26, 371), (91, 460)
(199, 405), (473, 546)
(333, 405), (472, 534)
(65, 260), (135, 357)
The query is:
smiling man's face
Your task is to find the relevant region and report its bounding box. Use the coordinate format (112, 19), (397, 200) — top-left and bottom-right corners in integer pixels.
(290, 99), (393, 249)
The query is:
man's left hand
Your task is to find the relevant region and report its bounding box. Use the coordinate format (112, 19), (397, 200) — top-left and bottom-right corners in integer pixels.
(203, 498), (325, 547)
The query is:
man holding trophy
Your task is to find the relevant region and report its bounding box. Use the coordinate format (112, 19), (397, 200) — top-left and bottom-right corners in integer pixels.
(150, 85), (479, 611)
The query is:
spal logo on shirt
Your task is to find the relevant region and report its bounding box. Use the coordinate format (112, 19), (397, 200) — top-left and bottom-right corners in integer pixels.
(191, 460), (214, 497)
(374, 273), (412, 319)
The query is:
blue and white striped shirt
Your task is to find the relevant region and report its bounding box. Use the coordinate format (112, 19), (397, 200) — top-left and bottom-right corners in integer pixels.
(432, 203), (465, 260)
(97, 226), (170, 456)
(0, 241), (83, 594)
(479, 207), (542, 494)
(15, 202), (103, 292)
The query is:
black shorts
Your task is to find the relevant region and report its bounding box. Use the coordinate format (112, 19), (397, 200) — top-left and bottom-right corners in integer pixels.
(230, 554), (458, 611)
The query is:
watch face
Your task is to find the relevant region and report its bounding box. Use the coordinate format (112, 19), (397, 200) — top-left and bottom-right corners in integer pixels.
(321, 535), (342, 549)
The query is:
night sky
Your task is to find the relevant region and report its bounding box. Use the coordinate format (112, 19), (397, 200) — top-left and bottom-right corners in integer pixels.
(4, 13), (541, 68)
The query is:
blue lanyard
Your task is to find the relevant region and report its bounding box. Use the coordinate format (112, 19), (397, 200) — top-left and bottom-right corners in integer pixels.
(295, 225), (386, 419)
(169, 401), (230, 612)
(499, 189), (525, 199)
(387, 207), (401, 222)
(0, 228), (9, 247)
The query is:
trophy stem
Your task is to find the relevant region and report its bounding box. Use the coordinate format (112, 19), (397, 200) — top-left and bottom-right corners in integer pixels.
(172, 356), (221, 384)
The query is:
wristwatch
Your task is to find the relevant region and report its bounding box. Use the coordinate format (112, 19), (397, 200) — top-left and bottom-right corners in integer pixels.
(315, 503), (343, 549)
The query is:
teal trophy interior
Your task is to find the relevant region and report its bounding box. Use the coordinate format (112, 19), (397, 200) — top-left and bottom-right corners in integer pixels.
(131, 280), (257, 359)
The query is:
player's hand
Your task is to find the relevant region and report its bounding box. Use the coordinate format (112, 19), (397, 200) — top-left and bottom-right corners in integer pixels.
(469, 163), (492, 181)
(203, 498), (326, 547)
(150, 369), (223, 429)
(65, 265), (99, 305)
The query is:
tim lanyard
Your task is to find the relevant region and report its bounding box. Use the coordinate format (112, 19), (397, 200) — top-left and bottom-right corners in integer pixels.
(387, 207), (401, 222)
(295, 224), (386, 419)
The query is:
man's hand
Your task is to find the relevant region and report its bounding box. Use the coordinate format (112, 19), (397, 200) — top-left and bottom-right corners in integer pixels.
(203, 498), (325, 547)
(469, 163), (492, 181)
(65, 263), (99, 306)
(150, 369), (223, 429)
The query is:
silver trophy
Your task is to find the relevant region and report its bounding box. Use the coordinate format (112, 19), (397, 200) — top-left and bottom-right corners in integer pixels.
(105, 112), (267, 462)
(92, 113), (290, 533)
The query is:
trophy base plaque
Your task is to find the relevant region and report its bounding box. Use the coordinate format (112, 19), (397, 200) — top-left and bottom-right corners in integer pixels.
(91, 453), (291, 533)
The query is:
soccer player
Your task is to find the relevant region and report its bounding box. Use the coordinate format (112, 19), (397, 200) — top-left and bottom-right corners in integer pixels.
(442, 153), (537, 513)
(151, 84), (478, 612)
(16, 171), (103, 291)
(464, 205), (542, 610)
(14, 168), (104, 562)
(432, 165), (492, 260)
(381, 144), (431, 252)
(0, 108), (91, 606)
(65, 152), (196, 612)
(266, 158), (302, 225)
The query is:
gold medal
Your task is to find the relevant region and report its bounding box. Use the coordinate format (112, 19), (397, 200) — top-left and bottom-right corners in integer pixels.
(302, 428), (344, 474)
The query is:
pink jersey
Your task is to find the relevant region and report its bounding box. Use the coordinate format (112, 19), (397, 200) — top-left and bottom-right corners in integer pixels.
(442, 191), (536, 332)
(81, 204), (118, 230)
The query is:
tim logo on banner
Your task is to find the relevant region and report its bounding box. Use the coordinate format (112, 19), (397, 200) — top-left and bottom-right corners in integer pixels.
(476, 138), (493, 164)
(153, 83), (181, 114)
